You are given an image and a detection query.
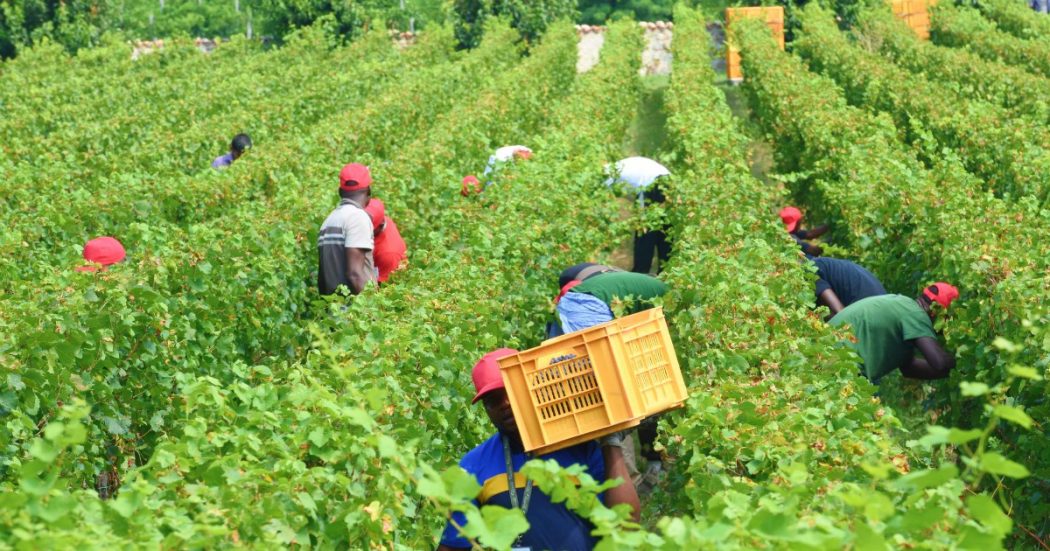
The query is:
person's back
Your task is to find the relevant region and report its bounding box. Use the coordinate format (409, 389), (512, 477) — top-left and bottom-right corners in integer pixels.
(829, 294), (936, 382)
(570, 271), (669, 310)
(374, 216), (406, 283)
(605, 156), (670, 193)
(813, 257), (886, 307)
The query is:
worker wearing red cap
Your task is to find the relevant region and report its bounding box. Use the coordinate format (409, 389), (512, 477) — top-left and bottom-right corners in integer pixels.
(437, 349), (640, 551)
(362, 198), (407, 283)
(779, 206), (828, 257)
(830, 283), (959, 383)
(317, 163), (376, 296)
(461, 145), (534, 196)
(76, 237), (127, 272)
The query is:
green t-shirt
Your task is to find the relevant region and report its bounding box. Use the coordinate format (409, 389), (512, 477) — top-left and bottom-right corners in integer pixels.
(830, 294), (937, 382)
(570, 271), (669, 311)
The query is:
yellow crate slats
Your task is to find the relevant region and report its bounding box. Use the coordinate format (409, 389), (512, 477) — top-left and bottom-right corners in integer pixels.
(725, 6), (785, 81)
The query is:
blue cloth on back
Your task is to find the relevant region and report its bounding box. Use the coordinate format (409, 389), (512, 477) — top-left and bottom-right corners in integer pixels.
(557, 292), (614, 333)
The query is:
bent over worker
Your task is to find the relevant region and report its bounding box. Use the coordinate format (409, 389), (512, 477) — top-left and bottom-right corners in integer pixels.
(437, 349), (640, 551)
(830, 283), (958, 383)
(363, 198), (408, 283)
(555, 270), (670, 479)
(605, 157), (672, 274)
(810, 257), (887, 317)
(780, 206), (827, 257)
(556, 271), (668, 334)
(317, 163), (376, 296)
(212, 133), (251, 169)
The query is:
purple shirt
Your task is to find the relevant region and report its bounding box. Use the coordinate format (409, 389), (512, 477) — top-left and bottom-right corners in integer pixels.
(211, 153), (234, 169)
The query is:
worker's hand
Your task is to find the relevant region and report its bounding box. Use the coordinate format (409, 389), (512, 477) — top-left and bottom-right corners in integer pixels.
(599, 431), (627, 449)
(808, 244), (824, 257)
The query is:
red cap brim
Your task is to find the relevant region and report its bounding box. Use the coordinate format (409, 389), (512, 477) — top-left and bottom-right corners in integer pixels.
(471, 379), (505, 404)
(784, 220), (799, 233)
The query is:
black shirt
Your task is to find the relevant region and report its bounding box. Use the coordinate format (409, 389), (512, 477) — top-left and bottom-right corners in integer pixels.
(813, 257), (887, 307)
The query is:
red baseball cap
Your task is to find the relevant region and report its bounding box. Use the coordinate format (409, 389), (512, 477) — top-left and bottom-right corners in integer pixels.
(779, 206), (802, 233)
(339, 163), (372, 191)
(77, 236), (126, 272)
(364, 198), (385, 230)
(923, 282), (960, 309)
(461, 175), (481, 197)
(471, 348), (519, 404)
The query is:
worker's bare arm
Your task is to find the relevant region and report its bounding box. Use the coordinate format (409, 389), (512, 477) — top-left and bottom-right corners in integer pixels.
(345, 247), (372, 295)
(804, 224), (829, 239)
(817, 289), (846, 318)
(900, 337), (955, 379)
(436, 544), (468, 551)
(601, 444), (641, 523)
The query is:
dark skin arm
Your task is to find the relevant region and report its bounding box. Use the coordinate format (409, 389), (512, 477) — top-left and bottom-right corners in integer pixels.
(344, 247), (372, 295)
(816, 289), (846, 318)
(602, 444), (642, 522)
(436, 545), (466, 551)
(801, 224), (829, 239)
(899, 337), (955, 379)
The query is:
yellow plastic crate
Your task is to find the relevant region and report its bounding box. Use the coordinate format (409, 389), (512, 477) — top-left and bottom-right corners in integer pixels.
(498, 308), (687, 455)
(725, 6), (786, 81)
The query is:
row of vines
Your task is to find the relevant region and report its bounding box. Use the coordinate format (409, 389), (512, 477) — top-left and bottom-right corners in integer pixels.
(2, 1), (1047, 548)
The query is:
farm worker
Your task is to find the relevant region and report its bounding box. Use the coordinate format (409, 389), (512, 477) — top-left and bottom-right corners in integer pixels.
(810, 257), (887, 317)
(317, 163), (376, 296)
(436, 348), (640, 551)
(211, 133), (252, 169)
(461, 146), (534, 196)
(604, 157), (671, 274)
(779, 206), (828, 257)
(363, 198), (408, 283)
(76, 236), (126, 272)
(546, 263), (624, 338)
(556, 271), (668, 335)
(484, 145), (533, 176)
(830, 283), (959, 383)
(460, 175), (482, 197)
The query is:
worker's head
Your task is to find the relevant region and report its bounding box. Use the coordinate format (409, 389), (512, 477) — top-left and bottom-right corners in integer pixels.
(461, 175), (481, 196)
(513, 147), (533, 161)
(76, 236), (127, 272)
(472, 348), (520, 435)
(919, 282), (959, 318)
(779, 206), (803, 233)
(339, 162), (372, 201)
(364, 198), (387, 236)
(231, 134), (252, 160)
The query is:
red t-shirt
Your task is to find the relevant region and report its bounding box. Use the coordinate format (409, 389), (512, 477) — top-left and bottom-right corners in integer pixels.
(375, 216), (407, 282)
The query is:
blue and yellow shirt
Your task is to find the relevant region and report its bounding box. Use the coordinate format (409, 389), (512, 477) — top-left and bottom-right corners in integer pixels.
(439, 433), (606, 550)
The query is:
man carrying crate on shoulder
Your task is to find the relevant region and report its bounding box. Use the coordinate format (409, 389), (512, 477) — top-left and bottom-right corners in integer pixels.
(437, 349), (640, 551)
